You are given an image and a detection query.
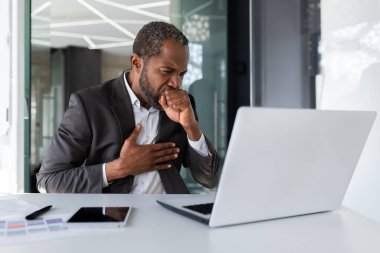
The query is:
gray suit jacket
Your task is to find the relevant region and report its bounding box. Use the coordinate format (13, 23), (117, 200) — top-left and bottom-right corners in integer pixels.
(36, 72), (220, 193)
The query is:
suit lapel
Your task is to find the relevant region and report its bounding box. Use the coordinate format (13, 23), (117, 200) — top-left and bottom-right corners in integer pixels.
(110, 72), (135, 143)
(109, 72), (135, 192)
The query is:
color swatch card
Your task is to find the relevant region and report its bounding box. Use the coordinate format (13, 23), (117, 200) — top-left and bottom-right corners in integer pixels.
(0, 217), (114, 246)
(0, 218), (67, 237)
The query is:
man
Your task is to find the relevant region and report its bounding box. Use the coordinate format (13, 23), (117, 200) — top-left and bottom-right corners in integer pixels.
(37, 21), (220, 194)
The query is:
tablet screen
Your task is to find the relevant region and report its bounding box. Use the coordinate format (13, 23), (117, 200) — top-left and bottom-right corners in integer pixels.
(67, 207), (131, 223)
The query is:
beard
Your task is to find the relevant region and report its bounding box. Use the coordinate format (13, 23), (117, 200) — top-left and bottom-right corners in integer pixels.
(139, 65), (163, 110)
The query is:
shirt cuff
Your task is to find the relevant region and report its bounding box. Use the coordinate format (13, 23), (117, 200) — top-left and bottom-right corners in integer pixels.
(187, 133), (210, 157)
(102, 163), (109, 188)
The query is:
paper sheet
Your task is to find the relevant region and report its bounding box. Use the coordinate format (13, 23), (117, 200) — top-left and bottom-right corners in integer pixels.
(0, 197), (125, 246)
(0, 197), (39, 220)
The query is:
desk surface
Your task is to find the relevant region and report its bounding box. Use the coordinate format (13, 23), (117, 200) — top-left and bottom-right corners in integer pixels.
(2, 193), (380, 253)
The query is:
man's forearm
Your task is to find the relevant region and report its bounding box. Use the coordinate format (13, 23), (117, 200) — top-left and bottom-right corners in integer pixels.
(37, 164), (104, 193)
(183, 121), (202, 141)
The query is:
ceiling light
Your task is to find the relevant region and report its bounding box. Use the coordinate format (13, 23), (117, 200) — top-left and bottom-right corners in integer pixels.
(77, 0), (136, 39)
(93, 0), (170, 21)
(31, 1), (51, 17)
(48, 31), (128, 42)
(130, 1), (170, 9)
(90, 41), (134, 49)
(33, 19), (148, 29)
(185, 1), (213, 20)
(50, 20), (106, 28)
(31, 39), (51, 47)
(31, 16), (51, 22)
(83, 35), (96, 48)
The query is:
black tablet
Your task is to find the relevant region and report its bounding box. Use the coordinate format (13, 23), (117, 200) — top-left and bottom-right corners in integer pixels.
(67, 207), (133, 228)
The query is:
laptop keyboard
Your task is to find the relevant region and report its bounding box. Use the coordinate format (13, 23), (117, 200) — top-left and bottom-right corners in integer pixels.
(184, 203), (214, 215)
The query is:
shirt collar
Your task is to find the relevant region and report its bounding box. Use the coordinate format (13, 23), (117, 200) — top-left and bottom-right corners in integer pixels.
(123, 71), (158, 112)
(123, 71), (140, 107)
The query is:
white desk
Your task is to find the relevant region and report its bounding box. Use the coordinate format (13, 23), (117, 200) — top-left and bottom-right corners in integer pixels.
(2, 193), (380, 253)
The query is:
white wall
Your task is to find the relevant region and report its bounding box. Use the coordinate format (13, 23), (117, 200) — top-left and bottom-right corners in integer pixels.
(0, 0), (13, 192)
(0, 0), (26, 193)
(320, 0), (380, 223)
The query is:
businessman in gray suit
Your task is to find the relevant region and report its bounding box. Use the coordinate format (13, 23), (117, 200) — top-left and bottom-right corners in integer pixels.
(36, 21), (220, 194)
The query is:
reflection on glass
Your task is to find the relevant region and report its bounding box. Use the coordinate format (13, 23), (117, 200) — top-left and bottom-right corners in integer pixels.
(30, 0), (227, 193)
(182, 14), (210, 42)
(183, 42), (203, 89)
(320, 0), (380, 223)
(320, 20), (380, 107)
(360, 22), (380, 53)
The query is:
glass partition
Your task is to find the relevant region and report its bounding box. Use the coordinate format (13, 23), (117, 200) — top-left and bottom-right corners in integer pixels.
(320, 0), (380, 223)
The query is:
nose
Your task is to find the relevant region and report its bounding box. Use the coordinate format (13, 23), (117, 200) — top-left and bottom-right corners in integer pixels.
(167, 74), (182, 89)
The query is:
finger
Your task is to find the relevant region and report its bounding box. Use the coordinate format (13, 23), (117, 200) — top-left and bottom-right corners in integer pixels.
(151, 163), (172, 171)
(148, 142), (176, 151)
(165, 90), (188, 101)
(165, 94), (190, 110)
(153, 147), (180, 158)
(154, 153), (179, 164)
(127, 124), (142, 143)
(160, 94), (174, 116)
(164, 89), (187, 97)
(159, 93), (169, 109)
(168, 98), (187, 111)
(161, 90), (188, 108)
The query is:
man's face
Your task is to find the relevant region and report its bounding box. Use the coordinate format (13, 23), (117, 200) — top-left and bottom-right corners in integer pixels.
(138, 39), (189, 110)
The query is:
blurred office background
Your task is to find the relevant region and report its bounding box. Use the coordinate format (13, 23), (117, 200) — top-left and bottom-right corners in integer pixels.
(0, 0), (379, 223)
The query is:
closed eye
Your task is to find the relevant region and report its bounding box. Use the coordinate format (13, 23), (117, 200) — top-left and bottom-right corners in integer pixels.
(179, 71), (187, 78)
(159, 68), (187, 79)
(160, 68), (174, 74)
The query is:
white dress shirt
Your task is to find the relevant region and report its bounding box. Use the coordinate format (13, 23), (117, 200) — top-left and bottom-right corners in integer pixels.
(102, 72), (209, 193)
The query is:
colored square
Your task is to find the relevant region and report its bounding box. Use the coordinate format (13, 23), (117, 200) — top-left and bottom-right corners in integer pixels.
(7, 220), (25, 226)
(26, 219), (45, 226)
(28, 227), (48, 234)
(7, 229), (27, 236)
(46, 218), (63, 224)
(7, 220), (25, 230)
(7, 220), (24, 225)
(48, 225), (66, 231)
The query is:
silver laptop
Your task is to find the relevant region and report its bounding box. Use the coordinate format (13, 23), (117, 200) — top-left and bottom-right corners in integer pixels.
(157, 107), (376, 227)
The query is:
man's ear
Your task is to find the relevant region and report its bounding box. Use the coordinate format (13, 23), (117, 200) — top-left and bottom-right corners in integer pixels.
(131, 54), (143, 73)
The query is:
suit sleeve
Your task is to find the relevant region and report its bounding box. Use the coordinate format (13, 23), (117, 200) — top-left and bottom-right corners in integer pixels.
(184, 138), (220, 189)
(183, 95), (220, 189)
(36, 93), (103, 193)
